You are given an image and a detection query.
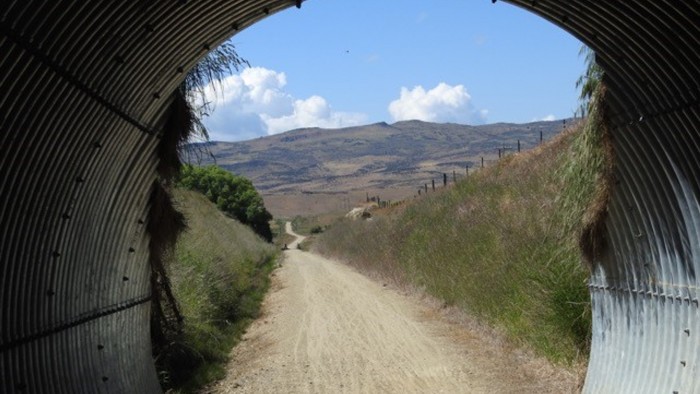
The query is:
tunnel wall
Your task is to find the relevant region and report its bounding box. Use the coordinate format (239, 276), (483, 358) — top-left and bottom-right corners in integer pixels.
(507, 2), (700, 392)
(0, 0), (699, 392)
(0, 1), (295, 392)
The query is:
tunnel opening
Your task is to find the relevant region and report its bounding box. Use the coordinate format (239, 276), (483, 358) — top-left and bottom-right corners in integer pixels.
(1, 1), (700, 393)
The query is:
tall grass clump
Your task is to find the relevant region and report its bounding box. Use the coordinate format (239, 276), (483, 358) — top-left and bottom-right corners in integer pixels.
(156, 189), (277, 392)
(557, 84), (613, 267)
(316, 117), (608, 365)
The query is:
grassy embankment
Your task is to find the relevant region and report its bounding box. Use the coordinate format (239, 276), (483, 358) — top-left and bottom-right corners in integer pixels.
(157, 188), (278, 392)
(314, 113), (609, 365)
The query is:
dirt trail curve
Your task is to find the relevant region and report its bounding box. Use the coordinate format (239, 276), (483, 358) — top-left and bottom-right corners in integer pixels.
(211, 222), (577, 393)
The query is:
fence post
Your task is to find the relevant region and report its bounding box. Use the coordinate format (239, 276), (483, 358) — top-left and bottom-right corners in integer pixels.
(498, 148), (502, 159)
(443, 173), (447, 187)
(432, 179), (435, 191)
(453, 170), (456, 183)
(425, 184), (428, 193)
(481, 157), (484, 168)
(540, 130), (543, 144)
(517, 140), (521, 153)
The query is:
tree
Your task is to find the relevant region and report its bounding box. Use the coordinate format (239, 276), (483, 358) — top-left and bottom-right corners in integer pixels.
(178, 165), (273, 242)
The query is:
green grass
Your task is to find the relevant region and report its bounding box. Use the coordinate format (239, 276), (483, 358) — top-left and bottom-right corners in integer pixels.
(157, 189), (278, 392)
(315, 121), (600, 365)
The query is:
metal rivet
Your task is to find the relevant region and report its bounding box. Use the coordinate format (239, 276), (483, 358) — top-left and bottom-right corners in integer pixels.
(203, 43), (210, 50)
(76, 176), (85, 183)
(128, 247), (135, 253)
(114, 55), (125, 64)
(232, 22), (239, 31)
(52, 251), (61, 258)
(263, 7), (270, 14)
(46, 290), (55, 296)
(144, 24), (155, 32)
(102, 376), (109, 382)
(137, 219), (145, 225)
(684, 329), (690, 336)
(152, 93), (161, 99)
(97, 344), (104, 350)
(123, 276), (129, 281)
(681, 361), (686, 367)
(62, 213), (71, 220)
(176, 66), (184, 73)
(93, 141), (102, 149)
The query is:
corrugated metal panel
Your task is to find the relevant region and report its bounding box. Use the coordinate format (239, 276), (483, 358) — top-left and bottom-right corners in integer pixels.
(506, 1), (700, 392)
(0, 1), (299, 392)
(0, 0), (699, 392)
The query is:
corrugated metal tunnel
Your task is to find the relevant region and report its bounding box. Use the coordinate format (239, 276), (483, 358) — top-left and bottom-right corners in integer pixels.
(1, 1), (698, 392)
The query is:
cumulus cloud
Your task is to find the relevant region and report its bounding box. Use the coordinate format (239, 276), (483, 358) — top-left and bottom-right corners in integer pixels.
(201, 67), (367, 141)
(533, 114), (557, 122)
(388, 83), (486, 124)
(263, 96), (367, 134)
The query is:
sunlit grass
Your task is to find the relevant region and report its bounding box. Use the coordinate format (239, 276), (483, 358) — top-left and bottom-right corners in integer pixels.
(315, 121), (599, 365)
(157, 189), (278, 393)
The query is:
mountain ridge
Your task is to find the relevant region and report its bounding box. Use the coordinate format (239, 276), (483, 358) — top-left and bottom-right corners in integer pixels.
(190, 119), (571, 216)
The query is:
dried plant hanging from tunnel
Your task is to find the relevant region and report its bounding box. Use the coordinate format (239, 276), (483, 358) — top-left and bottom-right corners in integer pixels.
(182, 42), (250, 144)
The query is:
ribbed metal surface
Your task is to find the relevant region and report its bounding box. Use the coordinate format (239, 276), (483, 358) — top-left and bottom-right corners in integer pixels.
(0, 1), (298, 392)
(505, 1), (700, 392)
(0, 0), (699, 392)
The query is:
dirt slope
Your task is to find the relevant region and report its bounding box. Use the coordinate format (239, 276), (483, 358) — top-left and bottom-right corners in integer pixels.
(210, 223), (578, 393)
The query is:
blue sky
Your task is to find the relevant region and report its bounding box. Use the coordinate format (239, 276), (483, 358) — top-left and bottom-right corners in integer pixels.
(203, 0), (585, 141)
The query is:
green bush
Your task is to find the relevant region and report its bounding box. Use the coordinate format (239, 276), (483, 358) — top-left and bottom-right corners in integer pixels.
(178, 164), (273, 242)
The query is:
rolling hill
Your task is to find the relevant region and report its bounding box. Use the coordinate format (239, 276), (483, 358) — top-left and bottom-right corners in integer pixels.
(187, 119), (570, 216)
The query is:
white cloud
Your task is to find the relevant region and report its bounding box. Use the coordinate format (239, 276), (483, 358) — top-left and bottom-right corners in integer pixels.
(201, 67), (367, 141)
(263, 96), (367, 134)
(388, 83), (486, 124)
(533, 114), (557, 122)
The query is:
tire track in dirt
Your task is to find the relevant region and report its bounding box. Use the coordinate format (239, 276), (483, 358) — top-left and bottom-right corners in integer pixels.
(210, 223), (578, 393)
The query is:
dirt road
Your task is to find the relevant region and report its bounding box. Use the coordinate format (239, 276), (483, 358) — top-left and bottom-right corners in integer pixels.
(211, 223), (577, 393)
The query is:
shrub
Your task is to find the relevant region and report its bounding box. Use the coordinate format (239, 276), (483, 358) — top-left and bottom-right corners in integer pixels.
(178, 164), (273, 242)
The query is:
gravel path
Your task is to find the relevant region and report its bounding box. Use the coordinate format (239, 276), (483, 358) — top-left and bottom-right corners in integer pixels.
(210, 222), (578, 393)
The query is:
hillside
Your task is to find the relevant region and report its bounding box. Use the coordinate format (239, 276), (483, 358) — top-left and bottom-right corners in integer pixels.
(313, 119), (596, 367)
(156, 188), (278, 392)
(188, 119), (569, 216)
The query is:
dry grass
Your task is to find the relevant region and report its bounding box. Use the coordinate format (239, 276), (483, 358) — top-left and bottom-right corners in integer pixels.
(156, 189), (278, 392)
(314, 120), (598, 366)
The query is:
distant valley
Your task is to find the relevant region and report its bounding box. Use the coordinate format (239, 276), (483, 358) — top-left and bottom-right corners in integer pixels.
(188, 119), (572, 217)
